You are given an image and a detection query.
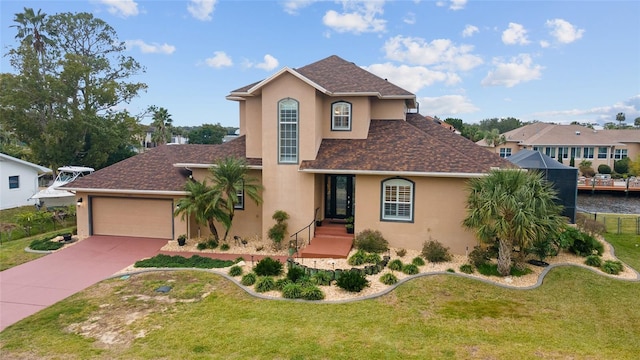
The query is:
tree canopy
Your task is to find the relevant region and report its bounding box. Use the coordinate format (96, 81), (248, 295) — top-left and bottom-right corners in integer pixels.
(188, 123), (228, 144)
(1, 9), (146, 170)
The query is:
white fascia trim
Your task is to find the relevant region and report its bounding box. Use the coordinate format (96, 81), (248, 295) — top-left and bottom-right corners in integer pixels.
(173, 163), (262, 170)
(298, 169), (488, 178)
(225, 96), (246, 101)
(63, 188), (187, 196)
(243, 67), (329, 95)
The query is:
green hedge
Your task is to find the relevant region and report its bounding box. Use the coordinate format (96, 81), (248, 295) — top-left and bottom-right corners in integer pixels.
(134, 254), (236, 269)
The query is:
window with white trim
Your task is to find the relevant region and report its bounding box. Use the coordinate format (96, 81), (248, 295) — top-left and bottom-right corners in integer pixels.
(583, 147), (594, 159)
(598, 147), (607, 159)
(499, 148), (512, 158)
(278, 98), (298, 163)
(331, 101), (351, 131)
(8, 175), (19, 189)
(571, 147), (581, 159)
(381, 178), (414, 222)
(614, 149), (628, 159)
(545, 147), (556, 158)
(558, 147), (569, 159)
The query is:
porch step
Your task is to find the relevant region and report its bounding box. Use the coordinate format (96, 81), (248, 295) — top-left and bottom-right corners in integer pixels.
(301, 221), (354, 258)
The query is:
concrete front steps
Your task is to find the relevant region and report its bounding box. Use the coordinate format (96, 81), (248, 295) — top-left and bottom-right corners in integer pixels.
(300, 221), (354, 258)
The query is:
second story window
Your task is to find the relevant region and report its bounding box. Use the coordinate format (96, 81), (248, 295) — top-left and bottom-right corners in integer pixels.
(331, 101), (351, 131)
(278, 98), (298, 164)
(499, 148), (511, 158)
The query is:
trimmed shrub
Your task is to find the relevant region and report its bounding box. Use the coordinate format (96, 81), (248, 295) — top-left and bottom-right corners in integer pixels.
(395, 248), (407, 257)
(196, 242), (207, 250)
(336, 270), (369, 293)
(301, 285), (325, 300)
(446, 268), (455, 273)
(220, 243), (230, 251)
(365, 253), (382, 264)
(255, 276), (276, 293)
(311, 271), (333, 286)
(380, 273), (399, 285)
(388, 259), (404, 271)
(134, 254), (234, 269)
(254, 257), (283, 276)
(282, 283), (303, 299)
(601, 260), (624, 275)
(228, 265), (243, 277)
(569, 230), (604, 257)
(411, 256), (425, 266)
(29, 236), (65, 251)
(584, 255), (602, 267)
(348, 250), (367, 266)
(275, 278), (292, 291)
(354, 229), (389, 253)
(597, 164), (612, 174)
(402, 263), (419, 275)
(459, 264), (474, 274)
(287, 267), (306, 283)
(468, 246), (490, 267)
(421, 240), (452, 263)
(241, 272), (257, 286)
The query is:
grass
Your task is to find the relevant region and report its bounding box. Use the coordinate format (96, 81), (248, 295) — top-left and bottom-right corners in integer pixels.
(604, 233), (640, 270)
(580, 212), (640, 235)
(0, 227), (74, 271)
(1, 266), (639, 359)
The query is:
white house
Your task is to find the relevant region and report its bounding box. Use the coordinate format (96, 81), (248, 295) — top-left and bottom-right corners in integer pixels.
(0, 153), (51, 210)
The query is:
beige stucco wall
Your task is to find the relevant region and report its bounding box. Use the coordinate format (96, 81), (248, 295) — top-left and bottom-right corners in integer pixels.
(242, 97), (263, 159)
(370, 98), (407, 119)
(354, 175), (477, 255)
(320, 96), (371, 140)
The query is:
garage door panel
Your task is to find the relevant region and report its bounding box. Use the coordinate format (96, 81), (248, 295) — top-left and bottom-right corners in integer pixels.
(92, 197), (173, 239)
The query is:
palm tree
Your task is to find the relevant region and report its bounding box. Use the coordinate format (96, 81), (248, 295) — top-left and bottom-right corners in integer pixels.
(483, 128), (506, 148)
(11, 8), (51, 80)
(150, 107), (172, 145)
(615, 112), (626, 128)
(210, 157), (263, 241)
(463, 169), (564, 276)
(174, 179), (226, 241)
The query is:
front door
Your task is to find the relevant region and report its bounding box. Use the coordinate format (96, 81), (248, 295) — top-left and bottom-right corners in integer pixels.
(325, 175), (354, 219)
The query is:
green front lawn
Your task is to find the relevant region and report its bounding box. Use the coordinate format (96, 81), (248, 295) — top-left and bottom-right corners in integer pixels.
(1, 266), (638, 359)
(604, 233), (640, 270)
(0, 228), (74, 271)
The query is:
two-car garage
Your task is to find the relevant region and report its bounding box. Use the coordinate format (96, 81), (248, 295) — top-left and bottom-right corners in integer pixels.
(90, 197), (175, 239)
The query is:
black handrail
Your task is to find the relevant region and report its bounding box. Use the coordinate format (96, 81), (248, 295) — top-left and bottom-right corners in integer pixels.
(289, 207), (320, 255)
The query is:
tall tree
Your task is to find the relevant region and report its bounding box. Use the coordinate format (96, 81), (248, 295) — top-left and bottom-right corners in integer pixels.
(188, 123), (227, 144)
(150, 107), (173, 145)
(483, 128), (506, 147)
(634, 117), (640, 128)
(616, 112), (626, 127)
(463, 169), (564, 276)
(174, 179), (225, 241)
(444, 118), (463, 131)
(478, 117), (522, 133)
(2, 11), (146, 170)
(11, 7), (52, 81)
(210, 157), (263, 241)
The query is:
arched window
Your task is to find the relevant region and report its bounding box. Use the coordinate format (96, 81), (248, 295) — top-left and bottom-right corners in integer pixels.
(278, 98), (298, 163)
(331, 101), (351, 131)
(381, 178), (414, 222)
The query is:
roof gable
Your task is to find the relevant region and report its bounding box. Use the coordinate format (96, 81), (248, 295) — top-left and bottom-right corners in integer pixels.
(0, 153), (51, 173)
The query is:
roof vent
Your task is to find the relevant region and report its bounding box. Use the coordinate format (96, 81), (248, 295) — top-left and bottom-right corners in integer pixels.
(575, 131), (581, 135)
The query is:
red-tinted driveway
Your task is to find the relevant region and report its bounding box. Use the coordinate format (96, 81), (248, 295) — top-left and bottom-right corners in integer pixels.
(0, 236), (166, 331)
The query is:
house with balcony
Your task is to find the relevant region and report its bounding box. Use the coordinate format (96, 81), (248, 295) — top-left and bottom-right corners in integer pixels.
(65, 55), (511, 255)
(477, 122), (640, 171)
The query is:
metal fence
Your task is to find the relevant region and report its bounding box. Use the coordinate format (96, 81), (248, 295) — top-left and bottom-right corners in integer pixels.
(578, 211), (640, 235)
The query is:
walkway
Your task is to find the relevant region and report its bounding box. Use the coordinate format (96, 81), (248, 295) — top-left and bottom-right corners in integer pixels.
(0, 236), (166, 331)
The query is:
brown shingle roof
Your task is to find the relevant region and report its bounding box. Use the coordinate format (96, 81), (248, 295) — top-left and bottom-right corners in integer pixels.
(300, 114), (512, 174)
(230, 55), (414, 99)
(63, 136), (260, 192)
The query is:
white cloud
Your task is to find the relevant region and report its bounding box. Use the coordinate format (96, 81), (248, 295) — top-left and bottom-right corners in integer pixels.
(546, 18), (585, 44)
(99, 0), (139, 17)
(436, 0), (467, 11)
(502, 22), (530, 45)
(403, 12), (416, 25)
(419, 95), (479, 116)
(532, 95), (640, 124)
(481, 54), (543, 87)
(462, 24), (478, 38)
(255, 54), (279, 71)
(322, 0), (387, 34)
(282, 0), (317, 15)
(383, 35), (483, 72)
(125, 39), (175, 54)
(539, 40), (550, 48)
(188, 0), (217, 21)
(205, 51), (232, 68)
(364, 63), (461, 93)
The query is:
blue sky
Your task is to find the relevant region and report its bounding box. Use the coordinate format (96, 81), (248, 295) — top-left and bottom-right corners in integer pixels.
(2, 0), (639, 128)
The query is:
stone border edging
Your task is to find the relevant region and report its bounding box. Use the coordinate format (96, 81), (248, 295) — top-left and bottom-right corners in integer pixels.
(108, 258), (640, 305)
(24, 247), (54, 254)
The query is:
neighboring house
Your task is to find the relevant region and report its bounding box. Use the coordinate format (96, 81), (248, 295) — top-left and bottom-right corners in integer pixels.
(477, 122), (640, 170)
(0, 153), (51, 210)
(430, 116), (461, 135)
(64, 55), (511, 254)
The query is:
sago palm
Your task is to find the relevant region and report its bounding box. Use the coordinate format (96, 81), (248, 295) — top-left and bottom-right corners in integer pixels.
(463, 169), (564, 276)
(174, 179), (226, 241)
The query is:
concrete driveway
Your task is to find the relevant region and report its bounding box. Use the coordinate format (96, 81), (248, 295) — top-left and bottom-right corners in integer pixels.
(0, 235), (166, 331)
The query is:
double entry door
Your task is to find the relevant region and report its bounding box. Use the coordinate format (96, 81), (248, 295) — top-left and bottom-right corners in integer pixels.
(325, 174), (354, 219)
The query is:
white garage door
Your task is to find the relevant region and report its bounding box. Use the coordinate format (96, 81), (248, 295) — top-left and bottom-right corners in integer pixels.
(91, 197), (174, 239)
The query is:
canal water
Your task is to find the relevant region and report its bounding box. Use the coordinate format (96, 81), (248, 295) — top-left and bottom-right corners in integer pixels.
(577, 193), (640, 215)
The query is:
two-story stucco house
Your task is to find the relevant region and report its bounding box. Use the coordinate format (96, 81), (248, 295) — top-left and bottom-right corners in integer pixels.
(65, 56), (511, 254)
